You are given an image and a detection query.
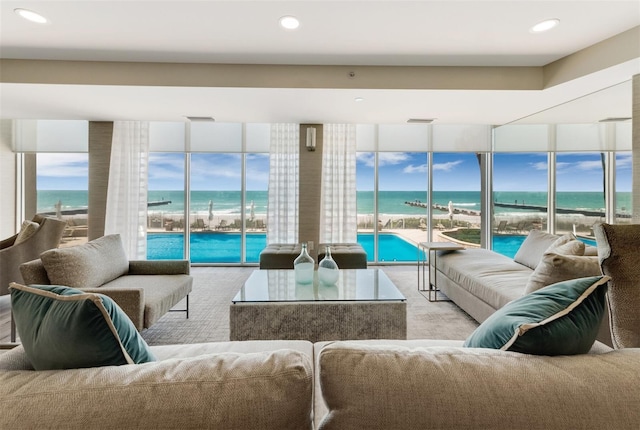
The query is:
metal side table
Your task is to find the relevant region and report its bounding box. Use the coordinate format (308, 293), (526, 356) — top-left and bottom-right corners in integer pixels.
(417, 242), (464, 301)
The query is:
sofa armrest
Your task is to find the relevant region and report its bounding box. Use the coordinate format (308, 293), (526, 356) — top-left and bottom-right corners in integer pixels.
(19, 259), (51, 285)
(128, 260), (190, 275)
(82, 287), (145, 331)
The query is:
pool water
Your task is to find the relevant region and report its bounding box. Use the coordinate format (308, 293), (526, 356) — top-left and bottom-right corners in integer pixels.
(492, 236), (597, 259)
(147, 232), (421, 263)
(147, 232), (596, 263)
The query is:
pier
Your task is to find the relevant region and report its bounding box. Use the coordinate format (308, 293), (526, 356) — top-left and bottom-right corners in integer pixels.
(494, 202), (630, 218)
(42, 200), (172, 216)
(406, 200), (630, 219)
(404, 201), (481, 216)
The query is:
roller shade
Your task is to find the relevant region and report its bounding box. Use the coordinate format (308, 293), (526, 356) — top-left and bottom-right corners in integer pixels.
(432, 124), (492, 152)
(12, 120), (88, 152)
(494, 123), (632, 152)
(149, 122), (185, 152)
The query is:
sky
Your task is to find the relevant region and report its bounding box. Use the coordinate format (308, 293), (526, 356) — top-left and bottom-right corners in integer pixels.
(36, 151), (632, 193)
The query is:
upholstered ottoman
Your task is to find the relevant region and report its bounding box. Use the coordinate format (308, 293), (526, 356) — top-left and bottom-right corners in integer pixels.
(318, 243), (367, 269)
(259, 243), (302, 269)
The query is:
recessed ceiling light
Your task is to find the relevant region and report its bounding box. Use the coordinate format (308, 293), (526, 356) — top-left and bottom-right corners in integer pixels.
(354, 97), (364, 102)
(14, 8), (48, 24)
(530, 18), (560, 33)
(279, 16), (300, 30)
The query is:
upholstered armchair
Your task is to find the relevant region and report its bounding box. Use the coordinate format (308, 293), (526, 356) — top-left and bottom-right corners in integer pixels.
(594, 223), (640, 349)
(0, 215), (67, 341)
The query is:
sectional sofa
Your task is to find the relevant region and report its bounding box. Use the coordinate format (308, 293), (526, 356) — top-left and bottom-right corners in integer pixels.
(1, 339), (639, 429)
(3, 227), (638, 429)
(433, 229), (613, 345)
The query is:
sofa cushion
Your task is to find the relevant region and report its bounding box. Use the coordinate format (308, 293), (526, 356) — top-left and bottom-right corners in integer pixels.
(103, 274), (193, 328)
(9, 283), (155, 370)
(40, 234), (129, 288)
(15, 220), (40, 244)
(317, 342), (640, 430)
(463, 276), (608, 355)
(0, 349), (313, 430)
(513, 230), (568, 270)
(436, 248), (532, 310)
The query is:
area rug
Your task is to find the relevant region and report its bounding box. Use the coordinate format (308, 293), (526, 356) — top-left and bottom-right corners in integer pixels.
(141, 265), (479, 346)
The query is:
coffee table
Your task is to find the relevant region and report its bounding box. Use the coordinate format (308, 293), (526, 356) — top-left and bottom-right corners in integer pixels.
(230, 269), (406, 342)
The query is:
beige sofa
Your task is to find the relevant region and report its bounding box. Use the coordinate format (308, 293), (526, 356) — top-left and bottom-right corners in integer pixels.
(19, 234), (192, 331)
(433, 230), (613, 345)
(1, 340), (639, 429)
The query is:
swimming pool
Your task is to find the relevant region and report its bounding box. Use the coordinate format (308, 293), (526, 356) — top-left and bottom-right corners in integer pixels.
(147, 232), (595, 263)
(147, 232), (421, 263)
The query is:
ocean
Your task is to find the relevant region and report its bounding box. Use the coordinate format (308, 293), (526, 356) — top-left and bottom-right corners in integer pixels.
(37, 190), (631, 218)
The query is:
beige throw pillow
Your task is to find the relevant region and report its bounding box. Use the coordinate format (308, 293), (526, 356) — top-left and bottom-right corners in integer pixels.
(15, 220), (40, 244)
(524, 242), (601, 294)
(514, 231), (573, 270)
(524, 252), (602, 294)
(40, 234), (129, 288)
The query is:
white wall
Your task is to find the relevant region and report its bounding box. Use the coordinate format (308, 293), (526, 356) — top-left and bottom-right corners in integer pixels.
(0, 120), (17, 238)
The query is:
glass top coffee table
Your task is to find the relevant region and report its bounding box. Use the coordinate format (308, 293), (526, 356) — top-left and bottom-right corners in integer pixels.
(230, 269), (407, 342)
(232, 268), (406, 303)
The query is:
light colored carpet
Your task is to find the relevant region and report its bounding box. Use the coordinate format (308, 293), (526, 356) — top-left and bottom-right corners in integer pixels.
(141, 265), (479, 346)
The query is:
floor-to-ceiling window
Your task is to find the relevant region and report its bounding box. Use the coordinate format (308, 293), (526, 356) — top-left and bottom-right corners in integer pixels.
(36, 153), (89, 247)
(492, 153), (548, 257)
(377, 151), (428, 262)
(189, 153), (242, 263)
(245, 153), (269, 263)
(146, 122), (271, 264)
(430, 152), (481, 244)
(555, 152), (605, 237)
(355, 151), (376, 262)
(616, 151), (632, 224)
(146, 152), (186, 259)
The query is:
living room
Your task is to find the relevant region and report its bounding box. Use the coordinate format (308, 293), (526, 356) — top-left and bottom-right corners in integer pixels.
(1, 2), (640, 429)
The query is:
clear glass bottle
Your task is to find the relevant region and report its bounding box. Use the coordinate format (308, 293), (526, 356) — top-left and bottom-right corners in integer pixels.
(318, 245), (340, 285)
(294, 243), (314, 284)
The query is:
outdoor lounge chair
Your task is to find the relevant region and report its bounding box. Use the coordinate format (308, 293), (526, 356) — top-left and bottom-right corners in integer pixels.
(195, 219), (208, 231)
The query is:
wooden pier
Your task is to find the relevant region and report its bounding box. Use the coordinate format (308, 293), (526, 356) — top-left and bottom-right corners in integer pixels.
(494, 202), (630, 218)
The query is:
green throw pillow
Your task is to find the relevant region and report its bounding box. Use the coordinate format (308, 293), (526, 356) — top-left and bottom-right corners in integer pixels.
(10, 283), (156, 370)
(463, 276), (608, 355)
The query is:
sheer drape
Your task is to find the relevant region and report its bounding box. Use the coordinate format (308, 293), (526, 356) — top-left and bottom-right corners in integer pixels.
(320, 124), (357, 243)
(105, 121), (149, 259)
(267, 124), (299, 244)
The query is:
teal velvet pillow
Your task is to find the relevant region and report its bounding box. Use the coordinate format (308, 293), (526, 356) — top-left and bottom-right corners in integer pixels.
(10, 283), (156, 370)
(464, 276), (609, 355)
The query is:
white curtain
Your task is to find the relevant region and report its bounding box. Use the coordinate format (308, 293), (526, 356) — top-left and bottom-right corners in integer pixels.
(105, 121), (149, 259)
(320, 124), (357, 243)
(267, 124), (299, 244)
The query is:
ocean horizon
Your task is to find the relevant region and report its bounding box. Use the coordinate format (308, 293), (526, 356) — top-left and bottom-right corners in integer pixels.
(38, 190), (631, 218)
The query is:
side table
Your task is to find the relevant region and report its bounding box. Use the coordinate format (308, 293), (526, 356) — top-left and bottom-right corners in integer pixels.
(417, 242), (464, 301)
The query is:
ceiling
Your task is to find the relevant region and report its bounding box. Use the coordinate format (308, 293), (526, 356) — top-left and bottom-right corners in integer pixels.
(1, 0), (639, 125)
